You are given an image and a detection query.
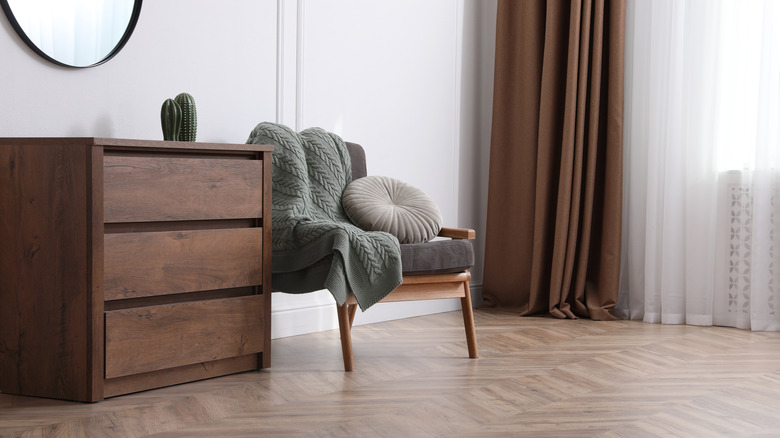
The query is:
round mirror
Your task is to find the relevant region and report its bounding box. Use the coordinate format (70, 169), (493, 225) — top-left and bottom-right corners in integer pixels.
(1, 0), (142, 68)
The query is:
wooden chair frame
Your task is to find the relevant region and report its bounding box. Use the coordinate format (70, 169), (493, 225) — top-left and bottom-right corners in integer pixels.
(336, 227), (479, 371)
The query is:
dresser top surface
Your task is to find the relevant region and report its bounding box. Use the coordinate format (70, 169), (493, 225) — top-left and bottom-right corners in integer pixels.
(0, 137), (274, 153)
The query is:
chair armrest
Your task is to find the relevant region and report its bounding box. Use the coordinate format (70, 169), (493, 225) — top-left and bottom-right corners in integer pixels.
(438, 227), (476, 240)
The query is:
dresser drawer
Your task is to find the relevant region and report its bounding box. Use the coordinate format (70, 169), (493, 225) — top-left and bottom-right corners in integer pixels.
(104, 295), (265, 379)
(103, 156), (263, 223)
(104, 228), (262, 301)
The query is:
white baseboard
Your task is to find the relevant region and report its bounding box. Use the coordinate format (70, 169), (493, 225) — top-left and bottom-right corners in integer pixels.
(271, 284), (482, 339)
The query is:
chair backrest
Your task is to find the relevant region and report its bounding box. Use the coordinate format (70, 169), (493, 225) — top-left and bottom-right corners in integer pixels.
(345, 142), (366, 181)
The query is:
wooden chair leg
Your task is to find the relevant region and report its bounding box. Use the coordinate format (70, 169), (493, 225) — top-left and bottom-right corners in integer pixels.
(337, 304), (355, 371)
(347, 304), (357, 328)
(460, 280), (478, 359)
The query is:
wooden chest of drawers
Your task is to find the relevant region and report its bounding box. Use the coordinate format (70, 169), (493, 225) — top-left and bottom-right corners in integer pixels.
(0, 138), (273, 402)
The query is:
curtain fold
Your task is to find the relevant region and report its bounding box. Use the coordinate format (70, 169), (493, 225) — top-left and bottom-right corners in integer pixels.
(482, 0), (625, 320)
(616, 0), (780, 331)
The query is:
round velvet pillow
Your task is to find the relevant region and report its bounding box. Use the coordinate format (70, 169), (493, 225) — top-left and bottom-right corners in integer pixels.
(342, 175), (443, 244)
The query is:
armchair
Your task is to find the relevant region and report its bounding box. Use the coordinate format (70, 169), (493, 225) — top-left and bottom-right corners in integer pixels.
(338, 142), (478, 371)
(251, 120), (479, 371)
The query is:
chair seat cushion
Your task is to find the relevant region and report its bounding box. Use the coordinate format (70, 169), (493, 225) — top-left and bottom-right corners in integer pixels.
(342, 175), (443, 244)
(401, 238), (474, 275)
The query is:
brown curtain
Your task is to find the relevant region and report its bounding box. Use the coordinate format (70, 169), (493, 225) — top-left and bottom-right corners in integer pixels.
(482, 0), (625, 320)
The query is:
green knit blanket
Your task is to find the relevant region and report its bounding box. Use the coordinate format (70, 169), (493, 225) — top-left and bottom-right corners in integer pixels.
(246, 122), (402, 310)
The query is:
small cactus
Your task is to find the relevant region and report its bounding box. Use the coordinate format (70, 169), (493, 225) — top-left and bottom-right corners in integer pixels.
(174, 92), (197, 142)
(160, 98), (182, 141)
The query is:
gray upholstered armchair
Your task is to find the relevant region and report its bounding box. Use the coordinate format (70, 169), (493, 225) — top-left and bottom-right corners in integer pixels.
(338, 142), (478, 371)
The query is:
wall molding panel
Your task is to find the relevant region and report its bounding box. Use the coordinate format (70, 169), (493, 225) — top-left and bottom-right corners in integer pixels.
(275, 0), (300, 128)
(269, 0), (486, 339)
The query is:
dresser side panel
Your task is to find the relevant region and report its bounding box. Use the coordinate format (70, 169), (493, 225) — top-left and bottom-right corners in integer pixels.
(0, 142), (93, 401)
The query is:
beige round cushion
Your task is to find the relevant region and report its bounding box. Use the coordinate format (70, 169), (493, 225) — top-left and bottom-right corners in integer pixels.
(342, 176), (443, 244)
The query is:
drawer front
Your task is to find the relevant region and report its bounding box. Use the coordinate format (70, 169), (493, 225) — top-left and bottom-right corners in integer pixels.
(105, 295), (265, 379)
(104, 228), (262, 300)
(104, 156), (263, 223)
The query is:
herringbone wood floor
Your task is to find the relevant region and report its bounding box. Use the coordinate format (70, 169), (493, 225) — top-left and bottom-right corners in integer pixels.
(2, 309), (780, 437)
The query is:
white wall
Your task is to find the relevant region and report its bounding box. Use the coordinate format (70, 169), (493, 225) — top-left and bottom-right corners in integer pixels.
(0, 0), (497, 339)
(0, 1), (277, 143)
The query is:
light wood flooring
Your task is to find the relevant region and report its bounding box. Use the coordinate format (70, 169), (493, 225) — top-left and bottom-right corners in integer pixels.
(2, 309), (780, 437)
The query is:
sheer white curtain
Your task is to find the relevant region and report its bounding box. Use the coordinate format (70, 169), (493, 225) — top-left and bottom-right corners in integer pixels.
(617, 0), (780, 330)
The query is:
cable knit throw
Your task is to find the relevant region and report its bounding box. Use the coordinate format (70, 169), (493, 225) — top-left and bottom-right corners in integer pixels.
(246, 122), (402, 310)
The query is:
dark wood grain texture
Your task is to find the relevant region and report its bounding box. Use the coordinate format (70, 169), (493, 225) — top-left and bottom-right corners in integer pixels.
(0, 138), (273, 402)
(103, 228), (263, 300)
(104, 219), (256, 234)
(88, 145), (105, 401)
(104, 287), (255, 311)
(261, 153), (273, 369)
(105, 296), (265, 378)
(0, 137), (273, 154)
(103, 156), (262, 222)
(95, 137), (273, 154)
(0, 142), (94, 401)
(103, 354), (260, 398)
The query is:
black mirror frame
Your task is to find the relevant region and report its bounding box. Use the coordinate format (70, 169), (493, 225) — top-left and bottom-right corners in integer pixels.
(0, 0), (143, 68)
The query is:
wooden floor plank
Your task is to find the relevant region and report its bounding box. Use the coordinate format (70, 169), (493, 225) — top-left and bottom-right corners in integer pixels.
(2, 310), (780, 437)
